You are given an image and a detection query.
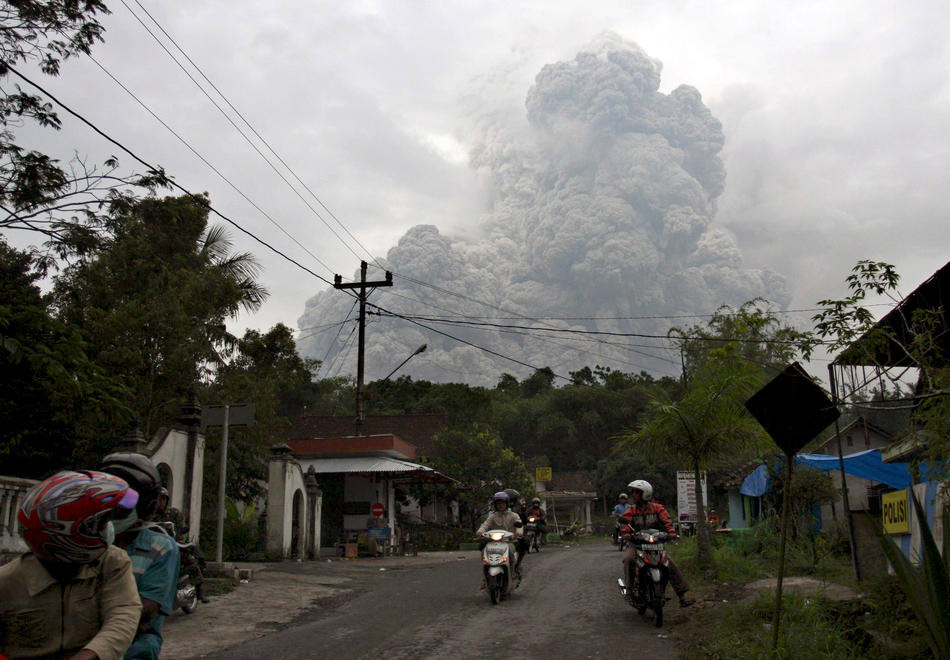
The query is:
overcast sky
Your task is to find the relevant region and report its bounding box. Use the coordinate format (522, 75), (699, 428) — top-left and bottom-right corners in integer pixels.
(8, 0), (949, 380)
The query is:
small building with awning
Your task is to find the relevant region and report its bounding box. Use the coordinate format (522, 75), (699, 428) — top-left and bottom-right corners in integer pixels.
(287, 434), (456, 553)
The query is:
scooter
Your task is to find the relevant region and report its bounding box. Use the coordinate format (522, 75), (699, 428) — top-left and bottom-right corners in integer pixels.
(617, 528), (671, 627)
(481, 529), (518, 605)
(525, 516), (542, 552)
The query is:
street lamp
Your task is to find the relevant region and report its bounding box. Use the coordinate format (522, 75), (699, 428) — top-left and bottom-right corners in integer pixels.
(383, 344), (427, 381)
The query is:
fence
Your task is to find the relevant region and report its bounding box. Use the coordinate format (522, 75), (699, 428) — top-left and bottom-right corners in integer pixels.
(1, 475), (38, 564)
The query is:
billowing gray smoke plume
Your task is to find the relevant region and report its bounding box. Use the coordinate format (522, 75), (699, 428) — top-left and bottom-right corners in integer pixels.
(298, 34), (789, 385)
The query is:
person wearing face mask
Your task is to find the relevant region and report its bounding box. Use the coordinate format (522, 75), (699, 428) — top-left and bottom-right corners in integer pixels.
(0, 470), (142, 660)
(99, 453), (180, 660)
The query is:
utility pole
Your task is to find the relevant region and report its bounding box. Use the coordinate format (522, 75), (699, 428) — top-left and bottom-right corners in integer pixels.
(334, 260), (392, 436)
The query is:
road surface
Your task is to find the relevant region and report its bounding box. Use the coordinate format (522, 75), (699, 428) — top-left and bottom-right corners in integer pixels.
(185, 542), (682, 659)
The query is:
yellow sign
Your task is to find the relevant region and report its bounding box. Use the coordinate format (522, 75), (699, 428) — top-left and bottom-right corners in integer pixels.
(535, 467), (552, 482)
(882, 489), (910, 534)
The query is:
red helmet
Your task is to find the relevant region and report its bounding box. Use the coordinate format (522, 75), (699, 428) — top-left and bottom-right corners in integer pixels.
(18, 470), (139, 564)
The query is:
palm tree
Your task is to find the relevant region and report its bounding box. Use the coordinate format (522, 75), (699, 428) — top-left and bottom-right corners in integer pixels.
(619, 346), (768, 569)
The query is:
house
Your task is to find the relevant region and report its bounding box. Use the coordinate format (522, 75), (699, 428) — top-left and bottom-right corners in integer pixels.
(286, 433), (457, 554)
(813, 410), (908, 456)
(537, 470), (597, 533)
(829, 259), (949, 566)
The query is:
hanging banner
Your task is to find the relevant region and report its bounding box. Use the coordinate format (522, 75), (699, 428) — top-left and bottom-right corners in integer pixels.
(676, 470), (708, 522)
(882, 489), (910, 534)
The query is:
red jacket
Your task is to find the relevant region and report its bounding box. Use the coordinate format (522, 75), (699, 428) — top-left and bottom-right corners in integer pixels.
(620, 501), (675, 536)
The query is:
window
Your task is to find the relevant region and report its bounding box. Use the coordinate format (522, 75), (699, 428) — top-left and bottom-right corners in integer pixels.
(846, 435), (853, 447)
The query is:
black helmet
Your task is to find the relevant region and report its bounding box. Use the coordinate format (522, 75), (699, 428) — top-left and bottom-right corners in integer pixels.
(503, 488), (522, 509)
(100, 452), (162, 520)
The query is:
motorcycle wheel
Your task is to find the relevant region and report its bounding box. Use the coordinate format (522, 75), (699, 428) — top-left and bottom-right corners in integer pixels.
(649, 582), (663, 627)
(487, 576), (499, 605)
(179, 585), (199, 614)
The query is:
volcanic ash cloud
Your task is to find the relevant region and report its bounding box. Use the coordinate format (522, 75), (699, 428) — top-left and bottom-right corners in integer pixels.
(298, 34), (789, 384)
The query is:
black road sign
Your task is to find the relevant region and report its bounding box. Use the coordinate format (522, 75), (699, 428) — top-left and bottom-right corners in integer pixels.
(745, 362), (839, 456)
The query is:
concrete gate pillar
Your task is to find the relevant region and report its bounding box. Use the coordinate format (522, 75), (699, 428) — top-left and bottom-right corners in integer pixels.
(304, 466), (322, 559)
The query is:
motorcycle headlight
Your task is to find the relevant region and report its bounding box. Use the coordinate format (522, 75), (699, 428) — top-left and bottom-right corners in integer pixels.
(489, 532), (504, 541)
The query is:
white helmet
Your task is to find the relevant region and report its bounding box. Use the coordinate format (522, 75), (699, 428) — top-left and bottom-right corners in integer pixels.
(627, 480), (653, 501)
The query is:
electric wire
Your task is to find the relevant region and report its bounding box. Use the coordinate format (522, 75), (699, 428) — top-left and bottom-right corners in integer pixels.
(312, 299), (359, 376)
(5, 65), (346, 290)
(326, 324), (358, 379)
(87, 54), (337, 278)
(370, 306), (679, 368)
(375, 307), (572, 381)
(371, 313), (825, 346)
(121, 0), (371, 263)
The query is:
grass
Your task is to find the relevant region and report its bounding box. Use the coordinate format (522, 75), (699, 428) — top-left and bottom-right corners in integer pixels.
(667, 524), (929, 659)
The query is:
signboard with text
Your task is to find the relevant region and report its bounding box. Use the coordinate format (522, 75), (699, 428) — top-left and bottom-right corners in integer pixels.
(535, 467), (553, 482)
(676, 470), (708, 522)
(882, 489), (910, 534)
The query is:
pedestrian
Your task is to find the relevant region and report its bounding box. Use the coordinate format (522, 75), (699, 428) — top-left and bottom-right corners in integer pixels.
(99, 453), (180, 660)
(0, 470), (142, 660)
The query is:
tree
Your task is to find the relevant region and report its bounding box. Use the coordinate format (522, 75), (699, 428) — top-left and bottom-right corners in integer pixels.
(52, 194), (267, 449)
(0, 238), (129, 476)
(203, 324), (316, 502)
(425, 425), (532, 530)
(673, 298), (816, 381)
(619, 346), (769, 569)
(0, 1), (165, 248)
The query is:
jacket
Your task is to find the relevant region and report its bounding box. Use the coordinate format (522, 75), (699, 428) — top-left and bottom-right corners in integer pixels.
(619, 501), (676, 536)
(477, 510), (523, 537)
(0, 545), (142, 660)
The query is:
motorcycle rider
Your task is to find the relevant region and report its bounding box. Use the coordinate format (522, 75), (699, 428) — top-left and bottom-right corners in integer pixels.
(504, 488), (529, 574)
(527, 497), (549, 543)
(100, 453), (181, 660)
(611, 492), (631, 544)
(0, 470), (142, 660)
(619, 479), (695, 608)
(476, 492), (523, 578)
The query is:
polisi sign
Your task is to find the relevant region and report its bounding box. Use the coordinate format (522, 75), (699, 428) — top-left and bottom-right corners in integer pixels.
(882, 489), (910, 535)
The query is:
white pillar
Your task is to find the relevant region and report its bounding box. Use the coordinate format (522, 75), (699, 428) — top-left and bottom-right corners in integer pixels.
(585, 499), (592, 533)
(388, 479), (396, 551)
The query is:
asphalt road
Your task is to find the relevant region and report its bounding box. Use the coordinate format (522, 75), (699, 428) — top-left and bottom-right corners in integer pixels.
(202, 542), (680, 660)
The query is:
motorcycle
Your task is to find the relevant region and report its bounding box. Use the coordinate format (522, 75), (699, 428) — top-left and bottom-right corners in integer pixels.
(617, 528), (671, 627)
(525, 516), (542, 553)
(481, 529), (518, 605)
(158, 521), (208, 614)
(616, 519), (633, 552)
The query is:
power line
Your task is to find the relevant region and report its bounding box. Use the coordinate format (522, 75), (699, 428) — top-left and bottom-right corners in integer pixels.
(370, 306), (680, 368)
(6, 65), (344, 289)
(121, 0), (371, 263)
(326, 324), (358, 379)
(368, 303), (572, 381)
(312, 299), (359, 376)
(370, 312), (825, 346)
(87, 54), (338, 278)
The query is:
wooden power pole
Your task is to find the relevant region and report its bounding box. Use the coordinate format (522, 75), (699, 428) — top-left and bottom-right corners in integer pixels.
(333, 261), (392, 436)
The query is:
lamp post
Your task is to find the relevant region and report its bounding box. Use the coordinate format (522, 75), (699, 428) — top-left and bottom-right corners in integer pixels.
(382, 344), (427, 382)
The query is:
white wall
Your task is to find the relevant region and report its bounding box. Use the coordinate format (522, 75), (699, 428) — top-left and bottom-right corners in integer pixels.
(149, 428), (205, 543)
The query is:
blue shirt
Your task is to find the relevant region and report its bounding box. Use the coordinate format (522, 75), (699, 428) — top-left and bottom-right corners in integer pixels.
(614, 503), (631, 516)
(124, 526), (180, 638)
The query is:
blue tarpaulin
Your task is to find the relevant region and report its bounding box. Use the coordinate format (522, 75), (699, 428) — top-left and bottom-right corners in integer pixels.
(739, 449), (917, 497)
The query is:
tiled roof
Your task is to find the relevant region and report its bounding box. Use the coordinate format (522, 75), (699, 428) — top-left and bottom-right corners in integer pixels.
(288, 414), (449, 455)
